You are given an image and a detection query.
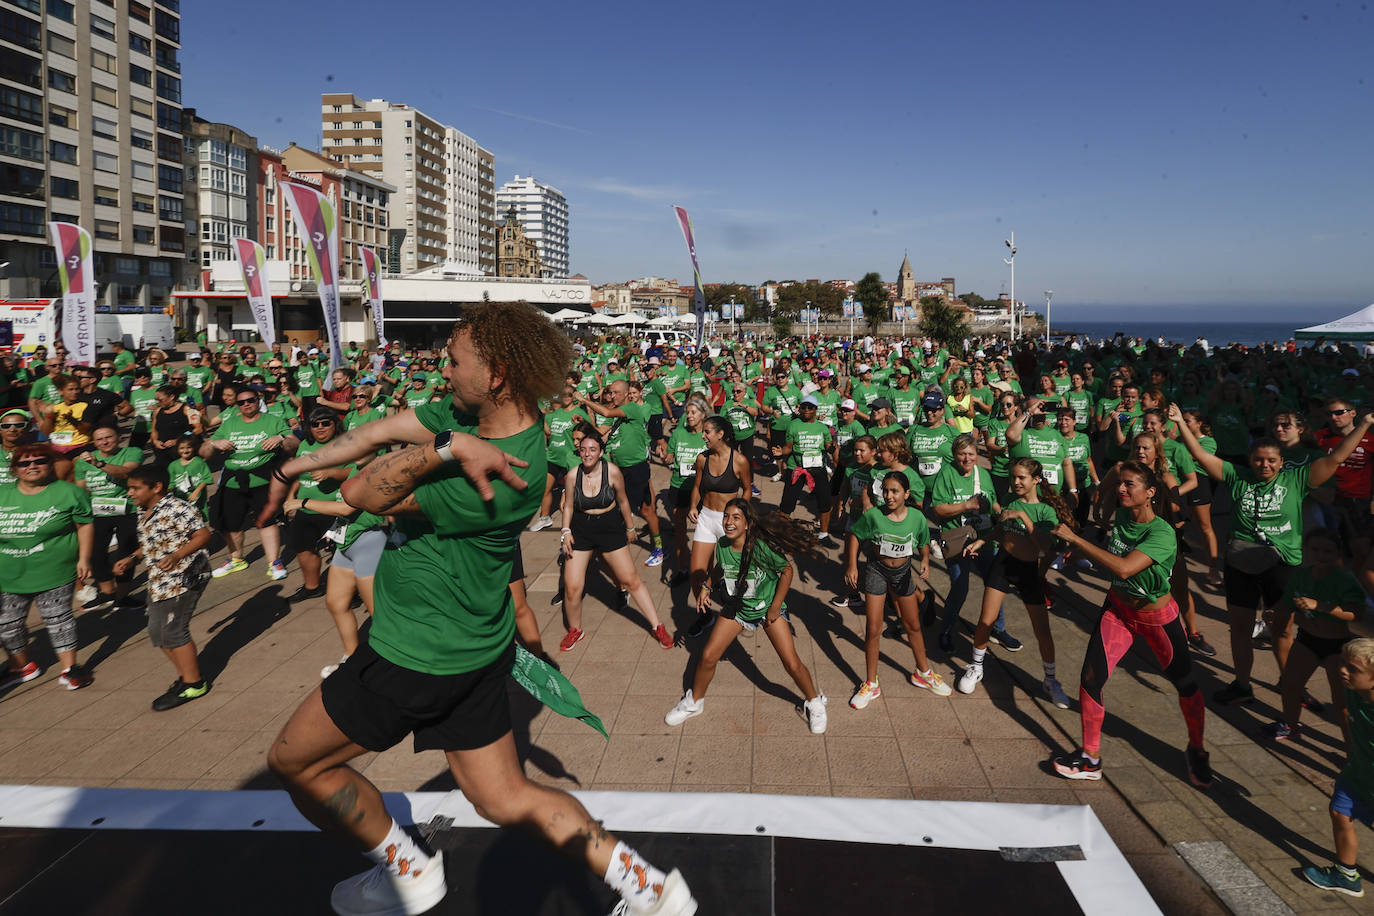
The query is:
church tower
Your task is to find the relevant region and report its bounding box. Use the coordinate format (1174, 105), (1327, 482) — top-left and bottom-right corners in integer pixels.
(897, 253), (916, 302)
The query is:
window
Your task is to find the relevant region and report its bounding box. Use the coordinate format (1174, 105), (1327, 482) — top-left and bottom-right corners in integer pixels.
(352, 121), (362, 129)
(92, 115), (117, 139)
(91, 49), (117, 74)
(332, 105), (342, 113)
(50, 175), (79, 198)
(94, 219), (119, 241)
(48, 138), (77, 163)
(203, 138), (226, 163)
(157, 195), (182, 221)
(128, 2), (150, 23)
(131, 159), (154, 181)
(148, 260), (172, 278)
(265, 245), (274, 258)
(227, 145), (245, 170)
(155, 71), (180, 103)
(230, 171), (246, 196)
(130, 96), (153, 119)
(0, 202), (45, 237)
(129, 33), (151, 55)
(230, 222), (246, 239)
(93, 150), (117, 173)
(129, 64), (151, 86)
(116, 257), (138, 274)
(7, 0), (39, 12)
(132, 192), (154, 213)
(90, 14), (115, 39)
(157, 163), (181, 193)
(159, 226), (184, 252)
(154, 41), (178, 72)
(91, 82), (117, 106)
(45, 0), (73, 22)
(131, 127), (153, 150)
(1, 9), (41, 50)
(48, 68), (75, 93)
(117, 282), (141, 300)
(212, 167), (226, 190)
(2, 163), (43, 200)
(156, 102), (179, 131)
(0, 48), (42, 87)
(0, 87), (42, 125)
(198, 164), (210, 188)
(153, 8), (177, 41)
(157, 133), (180, 162)
(265, 216), (274, 231)
(94, 186), (118, 206)
(133, 226), (155, 244)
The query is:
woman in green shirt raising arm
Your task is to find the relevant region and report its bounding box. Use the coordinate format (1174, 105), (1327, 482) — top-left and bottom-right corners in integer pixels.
(1169, 402), (1374, 706)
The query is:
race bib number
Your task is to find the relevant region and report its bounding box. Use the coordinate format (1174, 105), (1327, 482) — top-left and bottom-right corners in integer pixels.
(878, 535), (912, 558)
(897, 412), (915, 426)
(723, 576), (759, 599)
(50, 430), (74, 445)
(92, 497), (127, 517)
(1042, 465), (1061, 485)
(802, 453), (824, 468)
(917, 459), (941, 477)
(323, 520), (347, 544)
(187, 375), (205, 388)
(679, 461), (696, 477)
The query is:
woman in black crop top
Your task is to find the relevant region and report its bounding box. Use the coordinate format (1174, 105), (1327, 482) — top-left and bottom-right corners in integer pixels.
(557, 431), (674, 652)
(682, 416), (753, 639)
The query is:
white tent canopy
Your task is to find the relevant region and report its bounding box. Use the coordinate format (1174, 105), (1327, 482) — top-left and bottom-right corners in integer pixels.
(1296, 304), (1374, 341)
(575, 312), (621, 326)
(648, 312), (699, 327)
(547, 307), (589, 322)
(609, 312), (649, 326)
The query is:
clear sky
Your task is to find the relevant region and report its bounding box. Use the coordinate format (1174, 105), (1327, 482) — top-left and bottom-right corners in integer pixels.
(183, 0), (1372, 317)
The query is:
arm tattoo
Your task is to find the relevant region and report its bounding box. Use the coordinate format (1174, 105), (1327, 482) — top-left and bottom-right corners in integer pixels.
(576, 818), (611, 850)
(358, 444), (435, 511)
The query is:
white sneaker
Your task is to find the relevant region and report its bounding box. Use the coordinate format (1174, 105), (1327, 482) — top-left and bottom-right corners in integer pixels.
(1044, 676), (1071, 709)
(770, 472), (782, 482)
(610, 867), (698, 915)
(930, 540), (944, 560)
(1050, 552), (1066, 571)
(957, 663), (984, 695)
(528, 515), (554, 532)
(664, 690), (704, 726)
(804, 694), (828, 734)
(1252, 619), (1270, 641)
(331, 849), (446, 916)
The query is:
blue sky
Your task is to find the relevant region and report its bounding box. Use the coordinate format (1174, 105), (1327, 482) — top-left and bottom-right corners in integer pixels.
(184, 0), (1372, 317)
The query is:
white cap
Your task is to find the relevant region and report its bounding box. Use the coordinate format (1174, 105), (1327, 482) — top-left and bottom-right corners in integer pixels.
(857, 363), (871, 373)
(840, 398), (857, 410)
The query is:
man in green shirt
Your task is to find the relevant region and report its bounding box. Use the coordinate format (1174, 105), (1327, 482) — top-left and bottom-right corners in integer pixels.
(75, 426), (143, 610)
(264, 304), (697, 916)
(761, 368), (802, 479)
(641, 359), (673, 456)
(578, 379), (667, 566)
(183, 352), (215, 399)
(110, 341), (137, 381)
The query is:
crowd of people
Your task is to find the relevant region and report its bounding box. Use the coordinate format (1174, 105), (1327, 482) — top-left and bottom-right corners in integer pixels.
(5, 312), (1374, 908)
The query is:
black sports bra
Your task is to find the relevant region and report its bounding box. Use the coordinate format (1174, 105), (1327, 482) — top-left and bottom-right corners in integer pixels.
(700, 446), (741, 495)
(574, 459), (616, 511)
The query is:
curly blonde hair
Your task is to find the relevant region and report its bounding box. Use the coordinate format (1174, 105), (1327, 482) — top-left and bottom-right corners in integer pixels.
(453, 302), (572, 409)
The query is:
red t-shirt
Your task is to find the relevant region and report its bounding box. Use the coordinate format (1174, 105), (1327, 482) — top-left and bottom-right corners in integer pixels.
(1315, 427), (1374, 498)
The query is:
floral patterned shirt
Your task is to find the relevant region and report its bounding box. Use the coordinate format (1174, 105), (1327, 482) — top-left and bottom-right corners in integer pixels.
(136, 495), (210, 602)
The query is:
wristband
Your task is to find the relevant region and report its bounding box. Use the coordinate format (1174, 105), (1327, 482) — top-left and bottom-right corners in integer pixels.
(561, 528), (572, 534)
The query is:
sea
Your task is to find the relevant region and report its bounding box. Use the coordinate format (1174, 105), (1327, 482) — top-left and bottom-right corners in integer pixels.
(1047, 320), (1326, 349)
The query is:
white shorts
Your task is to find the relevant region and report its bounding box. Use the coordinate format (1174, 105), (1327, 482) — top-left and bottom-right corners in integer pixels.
(692, 506), (726, 544)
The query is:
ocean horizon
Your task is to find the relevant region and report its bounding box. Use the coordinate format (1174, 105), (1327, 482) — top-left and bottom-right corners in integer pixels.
(1042, 318), (1352, 349)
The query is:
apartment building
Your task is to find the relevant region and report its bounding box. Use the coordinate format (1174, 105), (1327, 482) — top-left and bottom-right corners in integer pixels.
(495, 174), (568, 279)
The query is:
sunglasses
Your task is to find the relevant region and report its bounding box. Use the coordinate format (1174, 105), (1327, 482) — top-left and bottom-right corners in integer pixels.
(236, 397), (258, 405)
(1330, 408), (1353, 415)
(16, 458), (50, 467)
(1, 422), (27, 430)
(352, 395), (369, 401)
(310, 420), (334, 428)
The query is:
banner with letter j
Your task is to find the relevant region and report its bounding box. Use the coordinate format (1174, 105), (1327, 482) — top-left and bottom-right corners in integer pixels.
(280, 182), (344, 381)
(49, 221), (96, 367)
(672, 206), (706, 348)
(232, 237), (275, 347)
(358, 246), (387, 347)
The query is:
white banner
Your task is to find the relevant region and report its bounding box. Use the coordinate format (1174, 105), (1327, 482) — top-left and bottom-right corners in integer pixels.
(49, 221), (96, 366)
(232, 237), (275, 347)
(280, 182), (344, 383)
(359, 247), (387, 347)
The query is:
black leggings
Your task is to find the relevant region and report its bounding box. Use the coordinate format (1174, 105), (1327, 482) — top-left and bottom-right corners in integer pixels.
(779, 464), (832, 515)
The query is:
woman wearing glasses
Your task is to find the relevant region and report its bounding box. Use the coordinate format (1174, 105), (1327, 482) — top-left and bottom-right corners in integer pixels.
(0, 407), (36, 487)
(202, 386), (298, 580)
(0, 444), (95, 691)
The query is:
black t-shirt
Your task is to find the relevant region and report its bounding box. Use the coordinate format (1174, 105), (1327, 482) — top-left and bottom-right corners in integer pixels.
(80, 388), (123, 431)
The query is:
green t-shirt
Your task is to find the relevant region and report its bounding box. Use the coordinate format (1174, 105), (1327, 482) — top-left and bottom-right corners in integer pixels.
(1063, 389), (1094, 431)
(812, 389), (842, 428)
(1105, 510), (1176, 602)
(184, 365), (215, 392)
(988, 417), (1012, 477)
(169, 455), (212, 514)
(295, 361), (323, 397)
(763, 385), (802, 428)
(76, 446), (143, 516)
(715, 539), (787, 622)
(544, 407), (585, 469)
(344, 405), (385, 432)
(643, 378), (669, 418)
(722, 401), (757, 443)
(869, 464), (925, 507)
(1283, 566), (1364, 622)
(867, 422), (903, 441)
(850, 381), (886, 409)
(785, 419), (831, 471)
(889, 387), (920, 427)
(1223, 461), (1310, 565)
(1001, 498), (1058, 536)
(369, 397), (544, 675)
(971, 386), (995, 429)
(0, 481), (92, 593)
(906, 423), (957, 479)
(835, 419), (867, 463)
(851, 505), (930, 560)
(29, 374), (60, 405)
(97, 376), (125, 396)
(930, 464), (996, 531)
(1061, 430), (1092, 478)
(667, 425), (707, 487)
(660, 362), (689, 404)
(1160, 438), (1196, 478)
(1011, 425), (1069, 490)
(129, 387), (159, 423)
(606, 401), (650, 467)
(844, 463), (876, 512)
(295, 439), (350, 506)
(1341, 690), (1374, 803)
(218, 412), (291, 488)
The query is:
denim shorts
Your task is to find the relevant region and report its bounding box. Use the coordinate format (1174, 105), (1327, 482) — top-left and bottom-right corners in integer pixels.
(1331, 776), (1374, 827)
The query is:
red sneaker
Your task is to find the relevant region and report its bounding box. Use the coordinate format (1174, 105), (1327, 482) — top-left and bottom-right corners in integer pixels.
(654, 624), (674, 649)
(559, 628), (586, 652)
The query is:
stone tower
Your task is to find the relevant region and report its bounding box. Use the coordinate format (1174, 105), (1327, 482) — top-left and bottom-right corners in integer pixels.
(897, 254), (916, 302)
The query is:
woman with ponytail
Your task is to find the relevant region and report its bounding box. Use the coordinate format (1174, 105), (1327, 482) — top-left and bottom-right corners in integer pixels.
(665, 499), (828, 733)
(845, 471), (951, 710)
(956, 458), (1076, 709)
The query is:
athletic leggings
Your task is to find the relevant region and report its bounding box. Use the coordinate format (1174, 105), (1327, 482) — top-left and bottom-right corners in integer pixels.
(1078, 590), (1205, 758)
(1, 582), (79, 655)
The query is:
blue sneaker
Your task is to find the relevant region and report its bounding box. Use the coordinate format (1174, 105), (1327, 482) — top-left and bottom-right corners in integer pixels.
(989, 629), (1023, 652)
(752, 484), (762, 497)
(1302, 865), (1364, 897)
(645, 548), (665, 567)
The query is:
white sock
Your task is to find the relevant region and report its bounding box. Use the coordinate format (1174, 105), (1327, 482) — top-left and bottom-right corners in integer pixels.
(365, 819), (432, 878)
(1043, 662), (1056, 679)
(604, 840), (666, 909)
(971, 647), (986, 665)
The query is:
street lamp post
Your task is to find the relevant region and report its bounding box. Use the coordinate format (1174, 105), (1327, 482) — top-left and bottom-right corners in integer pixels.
(1043, 290), (1053, 344)
(1003, 233), (1017, 340)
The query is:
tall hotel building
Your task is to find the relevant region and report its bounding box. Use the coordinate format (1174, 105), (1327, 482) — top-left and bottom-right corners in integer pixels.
(0, 0), (186, 305)
(495, 174), (568, 279)
(320, 93), (494, 276)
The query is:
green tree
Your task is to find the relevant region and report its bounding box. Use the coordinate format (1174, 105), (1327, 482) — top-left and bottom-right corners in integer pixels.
(772, 315), (793, 338)
(959, 291), (987, 309)
(917, 296), (972, 351)
(853, 272), (887, 332)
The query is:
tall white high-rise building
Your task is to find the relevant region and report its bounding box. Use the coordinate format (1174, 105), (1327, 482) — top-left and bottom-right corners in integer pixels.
(495, 175), (568, 279)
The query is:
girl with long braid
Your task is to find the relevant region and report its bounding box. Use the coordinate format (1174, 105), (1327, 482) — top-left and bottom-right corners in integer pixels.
(956, 458), (1077, 708)
(1048, 460), (1213, 788)
(665, 499), (829, 733)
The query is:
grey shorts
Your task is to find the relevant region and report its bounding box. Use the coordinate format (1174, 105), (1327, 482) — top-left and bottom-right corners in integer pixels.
(147, 587), (203, 649)
(861, 559), (918, 598)
(332, 528), (386, 578)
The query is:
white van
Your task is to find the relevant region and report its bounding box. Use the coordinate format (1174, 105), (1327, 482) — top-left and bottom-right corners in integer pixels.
(0, 299), (176, 354)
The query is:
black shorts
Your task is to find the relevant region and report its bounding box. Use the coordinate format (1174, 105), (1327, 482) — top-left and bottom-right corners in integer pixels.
(570, 510), (628, 553)
(1295, 626), (1350, 663)
(211, 484), (269, 531)
(768, 426), (789, 449)
(510, 544), (525, 584)
(1224, 560), (1293, 610)
(287, 510), (336, 555)
(672, 477), (697, 510)
(1186, 476), (1212, 507)
(322, 625), (516, 753)
(648, 414), (667, 441)
(861, 559), (918, 597)
(984, 550), (1046, 605)
(620, 460), (652, 509)
(547, 463), (571, 483)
